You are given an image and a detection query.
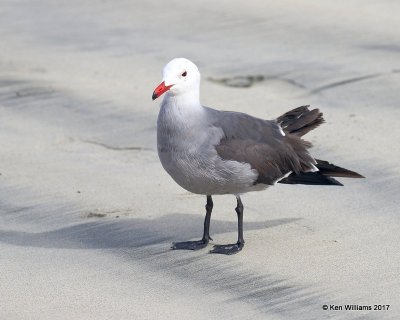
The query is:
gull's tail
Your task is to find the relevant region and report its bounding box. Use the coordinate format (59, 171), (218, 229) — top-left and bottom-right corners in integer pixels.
(277, 105), (324, 137)
(277, 105), (365, 185)
(278, 159), (365, 186)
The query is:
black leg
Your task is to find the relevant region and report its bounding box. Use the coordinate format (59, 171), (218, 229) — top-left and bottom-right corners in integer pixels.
(172, 195), (213, 250)
(202, 195), (213, 241)
(237, 196), (244, 246)
(210, 196), (245, 255)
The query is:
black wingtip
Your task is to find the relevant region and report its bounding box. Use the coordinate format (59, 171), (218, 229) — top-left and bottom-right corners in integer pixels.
(315, 159), (365, 178)
(278, 172), (344, 186)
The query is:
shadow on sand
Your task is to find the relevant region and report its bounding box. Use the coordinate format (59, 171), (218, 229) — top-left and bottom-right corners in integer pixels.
(0, 213), (298, 250)
(0, 213), (378, 319)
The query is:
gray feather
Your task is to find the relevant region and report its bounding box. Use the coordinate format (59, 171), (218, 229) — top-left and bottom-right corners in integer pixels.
(207, 107), (317, 185)
(277, 105), (324, 136)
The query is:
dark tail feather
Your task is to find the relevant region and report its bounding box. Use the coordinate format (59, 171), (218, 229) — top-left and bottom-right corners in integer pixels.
(278, 172), (343, 186)
(277, 105), (324, 137)
(278, 159), (364, 186)
(277, 105), (364, 185)
(315, 159), (365, 178)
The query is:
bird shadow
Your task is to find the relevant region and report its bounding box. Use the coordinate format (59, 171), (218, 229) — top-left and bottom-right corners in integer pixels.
(0, 213), (299, 250)
(1, 212), (374, 319)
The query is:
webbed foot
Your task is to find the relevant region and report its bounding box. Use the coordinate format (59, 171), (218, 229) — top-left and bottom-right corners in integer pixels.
(171, 238), (211, 251)
(209, 241), (244, 255)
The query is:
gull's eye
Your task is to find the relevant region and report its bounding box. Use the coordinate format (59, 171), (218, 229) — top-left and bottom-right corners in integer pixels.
(181, 71), (187, 77)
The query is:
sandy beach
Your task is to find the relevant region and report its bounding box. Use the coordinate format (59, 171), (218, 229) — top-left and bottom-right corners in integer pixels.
(1, 0), (399, 319)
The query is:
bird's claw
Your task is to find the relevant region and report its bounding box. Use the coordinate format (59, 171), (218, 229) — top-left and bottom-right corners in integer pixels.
(171, 239), (209, 251)
(209, 242), (244, 255)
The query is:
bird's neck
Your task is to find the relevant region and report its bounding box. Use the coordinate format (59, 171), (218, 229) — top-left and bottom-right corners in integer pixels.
(166, 88), (200, 107)
(159, 90), (206, 131)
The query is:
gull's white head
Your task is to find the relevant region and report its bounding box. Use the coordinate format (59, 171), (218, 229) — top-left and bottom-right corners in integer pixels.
(152, 58), (200, 100)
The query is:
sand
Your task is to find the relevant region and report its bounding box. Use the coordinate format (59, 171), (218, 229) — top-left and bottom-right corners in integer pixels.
(1, 0), (399, 319)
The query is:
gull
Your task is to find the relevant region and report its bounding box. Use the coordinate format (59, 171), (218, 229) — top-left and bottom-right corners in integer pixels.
(152, 58), (363, 255)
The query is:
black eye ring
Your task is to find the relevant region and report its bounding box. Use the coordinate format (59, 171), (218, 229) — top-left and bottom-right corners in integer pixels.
(182, 71), (187, 77)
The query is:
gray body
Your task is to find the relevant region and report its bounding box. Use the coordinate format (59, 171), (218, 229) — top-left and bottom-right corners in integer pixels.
(157, 94), (316, 195)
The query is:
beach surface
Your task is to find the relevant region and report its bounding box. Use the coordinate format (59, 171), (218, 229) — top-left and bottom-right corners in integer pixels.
(1, 1), (399, 319)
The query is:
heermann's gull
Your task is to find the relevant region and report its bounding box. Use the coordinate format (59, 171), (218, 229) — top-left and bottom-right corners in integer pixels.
(152, 58), (364, 255)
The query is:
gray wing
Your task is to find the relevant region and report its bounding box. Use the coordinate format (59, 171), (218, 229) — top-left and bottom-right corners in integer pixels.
(205, 107), (316, 185)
